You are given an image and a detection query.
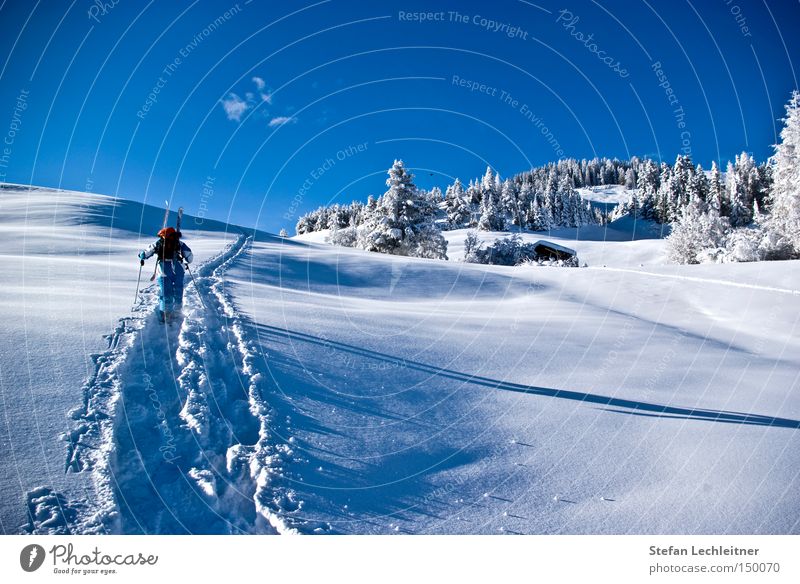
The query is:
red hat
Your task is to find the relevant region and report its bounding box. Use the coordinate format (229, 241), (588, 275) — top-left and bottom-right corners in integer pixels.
(158, 226), (177, 238)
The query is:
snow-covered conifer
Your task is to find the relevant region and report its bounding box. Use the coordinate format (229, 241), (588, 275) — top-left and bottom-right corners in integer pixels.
(708, 161), (724, 214)
(765, 91), (800, 255)
(727, 158), (752, 227)
(356, 160), (447, 259)
(666, 200), (730, 264)
(444, 179), (469, 229)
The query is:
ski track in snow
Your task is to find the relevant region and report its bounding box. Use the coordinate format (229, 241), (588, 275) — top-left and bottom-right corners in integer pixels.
(591, 265), (800, 295)
(25, 234), (308, 534)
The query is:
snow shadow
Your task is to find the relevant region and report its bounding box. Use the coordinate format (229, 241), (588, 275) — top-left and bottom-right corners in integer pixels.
(253, 323), (800, 431)
(236, 322), (502, 532)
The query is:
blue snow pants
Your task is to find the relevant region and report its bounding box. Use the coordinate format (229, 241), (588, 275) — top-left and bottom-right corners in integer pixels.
(158, 260), (185, 314)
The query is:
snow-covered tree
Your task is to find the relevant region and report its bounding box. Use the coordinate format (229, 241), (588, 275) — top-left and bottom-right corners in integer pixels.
(667, 155), (693, 220)
(600, 159), (616, 184)
(517, 181), (534, 229)
(476, 167), (504, 231)
(754, 162), (773, 211)
(558, 177), (588, 227)
(655, 164), (673, 223)
(477, 189), (503, 231)
(707, 161), (724, 214)
(356, 160), (448, 259)
(666, 200), (730, 264)
(500, 179), (521, 228)
(330, 225), (358, 247)
(687, 164), (709, 203)
(295, 214), (314, 235)
(765, 90), (800, 256)
(727, 158), (752, 228)
(724, 227), (763, 263)
(624, 167), (637, 190)
(636, 159), (660, 220)
(462, 230), (484, 263)
(481, 166), (496, 198)
(610, 192), (637, 222)
(327, 204), (350, 229)
(528, 198), (551, 231)
(463, 234), (540, 266)
(444, 179), (470, 228)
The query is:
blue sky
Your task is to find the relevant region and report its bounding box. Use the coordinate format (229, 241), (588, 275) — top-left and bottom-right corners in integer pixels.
(0, 0), (797, 233)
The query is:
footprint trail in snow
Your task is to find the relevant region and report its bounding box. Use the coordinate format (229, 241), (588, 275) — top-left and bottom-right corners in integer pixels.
(49, 235), (306, 534)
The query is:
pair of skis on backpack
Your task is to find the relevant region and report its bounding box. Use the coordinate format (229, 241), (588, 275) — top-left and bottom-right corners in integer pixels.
(149, 201), (183, 280)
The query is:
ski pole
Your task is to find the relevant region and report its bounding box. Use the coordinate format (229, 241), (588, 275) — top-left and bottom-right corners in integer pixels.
(184, 262), (208, 313)
(133, 260), (144, 307)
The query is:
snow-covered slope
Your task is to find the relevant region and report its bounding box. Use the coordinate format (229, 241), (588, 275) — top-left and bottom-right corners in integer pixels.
(577, 184), (632, 205)
(239, 232), (799, 534)
(2, 186), (798, 534)
(0, 185), (240, 533)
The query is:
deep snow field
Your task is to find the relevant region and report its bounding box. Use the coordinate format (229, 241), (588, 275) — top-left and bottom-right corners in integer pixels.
(0, 186), (239, 534)
(1, 185), (798, 534)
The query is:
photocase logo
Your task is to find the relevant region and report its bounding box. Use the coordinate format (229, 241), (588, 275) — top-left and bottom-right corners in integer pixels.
(20, 544), (46, 572)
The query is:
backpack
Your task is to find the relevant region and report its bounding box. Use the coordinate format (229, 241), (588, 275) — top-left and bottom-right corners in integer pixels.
(157, 227), (180, 261)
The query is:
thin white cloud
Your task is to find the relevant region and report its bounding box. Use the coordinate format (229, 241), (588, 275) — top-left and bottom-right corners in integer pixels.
(221, 92), (249, 122)
(251, 76), (272, 104)
(268, 116), (296, 127)
(222, 78), (287, 124)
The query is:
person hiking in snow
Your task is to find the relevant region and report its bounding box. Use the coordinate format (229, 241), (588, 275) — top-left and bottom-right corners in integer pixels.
(138, 227), (193, 322)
